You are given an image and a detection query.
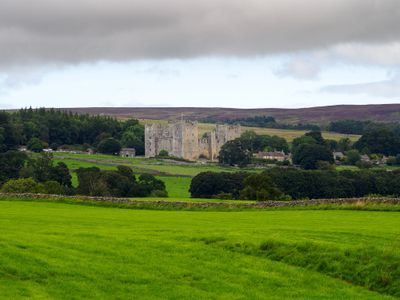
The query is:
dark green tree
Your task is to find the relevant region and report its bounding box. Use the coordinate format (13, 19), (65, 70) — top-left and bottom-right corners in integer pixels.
(97, 138), (122, 155)
(241, 173), (286, 201)
(354, 128), (400, 156)
(293, 143), (334, 169)
(219, 139), (251, 167)
(345, 150), (361, 165)
(27, 137), (44, 152)
(0, 151), (28, 184)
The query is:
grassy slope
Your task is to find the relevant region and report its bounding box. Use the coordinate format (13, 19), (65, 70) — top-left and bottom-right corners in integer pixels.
(197, 123), (360, 142)
(0, 201), (398, 299)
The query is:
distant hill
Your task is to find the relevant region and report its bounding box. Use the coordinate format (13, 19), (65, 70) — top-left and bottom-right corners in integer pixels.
(60, 104), (400, 124)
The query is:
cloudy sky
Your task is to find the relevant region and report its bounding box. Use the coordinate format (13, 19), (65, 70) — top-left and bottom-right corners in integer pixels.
(1, 0), (400, 109)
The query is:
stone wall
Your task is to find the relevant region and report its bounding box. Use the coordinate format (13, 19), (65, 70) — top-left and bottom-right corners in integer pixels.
(145, 120), (240, 161)
(1, 193), (399, 210)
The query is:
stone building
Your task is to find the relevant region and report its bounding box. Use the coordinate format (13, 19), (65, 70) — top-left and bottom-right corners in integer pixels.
(145, 120), (241, 161)
(254, 150), (289, 162)
(120, 148), (136, 158)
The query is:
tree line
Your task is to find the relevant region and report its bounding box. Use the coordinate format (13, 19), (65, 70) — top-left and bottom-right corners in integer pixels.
(0, 108), (144, 155)
(190, 168), (400, 201)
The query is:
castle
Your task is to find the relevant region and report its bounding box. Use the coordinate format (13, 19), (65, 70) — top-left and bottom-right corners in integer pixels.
(145, 120), (241, 161)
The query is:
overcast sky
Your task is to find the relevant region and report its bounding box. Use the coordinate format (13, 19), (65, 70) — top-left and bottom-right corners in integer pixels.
(1, 0), (400, 109)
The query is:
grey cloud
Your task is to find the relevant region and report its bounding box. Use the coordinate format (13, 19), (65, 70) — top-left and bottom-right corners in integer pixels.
(1, 0), (400, 67)
(321, 74), (400, 98)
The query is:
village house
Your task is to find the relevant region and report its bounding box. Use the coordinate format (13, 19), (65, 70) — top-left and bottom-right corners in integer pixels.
(254, 150), (288, 162)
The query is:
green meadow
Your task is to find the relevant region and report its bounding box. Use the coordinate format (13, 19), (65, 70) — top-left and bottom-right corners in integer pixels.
(0, 200), (399, 299)
(53, 153), (260, 198)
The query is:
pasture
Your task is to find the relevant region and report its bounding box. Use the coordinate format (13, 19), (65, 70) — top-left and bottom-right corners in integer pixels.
(0, 200), (398, 299)
(53, 153), (259, 198)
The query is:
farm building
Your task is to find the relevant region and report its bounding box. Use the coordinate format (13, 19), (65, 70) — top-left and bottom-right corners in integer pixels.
(120, 148), (136, 158)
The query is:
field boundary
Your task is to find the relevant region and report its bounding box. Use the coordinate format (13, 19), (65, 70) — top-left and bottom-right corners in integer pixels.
(1, 193), (400, 210)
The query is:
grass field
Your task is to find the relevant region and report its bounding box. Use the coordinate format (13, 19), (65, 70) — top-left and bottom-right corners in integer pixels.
(0, 200), (398, 299)
(198, 123), (361, 142)
(155, 176), (192, 198)
(53, 153), (260, 197)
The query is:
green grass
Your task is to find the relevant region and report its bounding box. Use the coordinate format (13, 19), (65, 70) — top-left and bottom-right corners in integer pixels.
(0, 200), (399, 299)
(54, 153), (252, 177)
(197, 123), (360, 142)
(155, 176), (191, 198)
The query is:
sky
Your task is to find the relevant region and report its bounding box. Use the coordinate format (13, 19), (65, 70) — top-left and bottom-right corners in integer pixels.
(0, 0), (400, 109)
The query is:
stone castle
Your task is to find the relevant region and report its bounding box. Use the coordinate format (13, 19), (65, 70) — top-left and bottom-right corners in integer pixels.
(145, 120), (241, 161)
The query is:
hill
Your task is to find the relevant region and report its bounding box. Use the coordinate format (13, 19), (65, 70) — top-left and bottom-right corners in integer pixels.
(60, 104), (400, 124)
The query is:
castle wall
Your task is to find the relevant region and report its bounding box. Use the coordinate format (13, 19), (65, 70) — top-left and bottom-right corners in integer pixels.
(181, 122), (199, 161)
(198, 131), (216, 160)
(145, 121), (240, 161)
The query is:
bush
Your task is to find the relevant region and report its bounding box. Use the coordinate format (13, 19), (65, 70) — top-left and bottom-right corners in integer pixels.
(158, 150), (169, 157)
(42, 181), (67, 195)
(1, 178), (44, 193)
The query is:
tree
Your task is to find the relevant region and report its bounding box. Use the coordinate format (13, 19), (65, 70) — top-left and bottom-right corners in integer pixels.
(75, 166), (167, 197)
(354, 128), (400, 156)
(219, 139), (251, 167)
(76, 167), (106, 196)
(189, 172), (247, 199)
(97, 138), (121, 155)
(305, 131), (326, 146)
(136, 174), (167, 197)
(345, 150), (361, 165)
(0, 112), (18, 152)
(292, 144), (334, 169)
(121, 122), (145, 155)
(51, 162), (72, 187)
(23, 153), (72, 187)
(337, 138), (352, 152)
(0, 151), (28, 184)
(241, 173), (286, 201)
(27, 137), (44, 152)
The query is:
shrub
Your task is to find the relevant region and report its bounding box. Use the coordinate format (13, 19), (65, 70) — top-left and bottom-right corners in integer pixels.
(158, 150), (169, 157)
(42, 181), (67, 195)
(1, 178), (44, 193)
